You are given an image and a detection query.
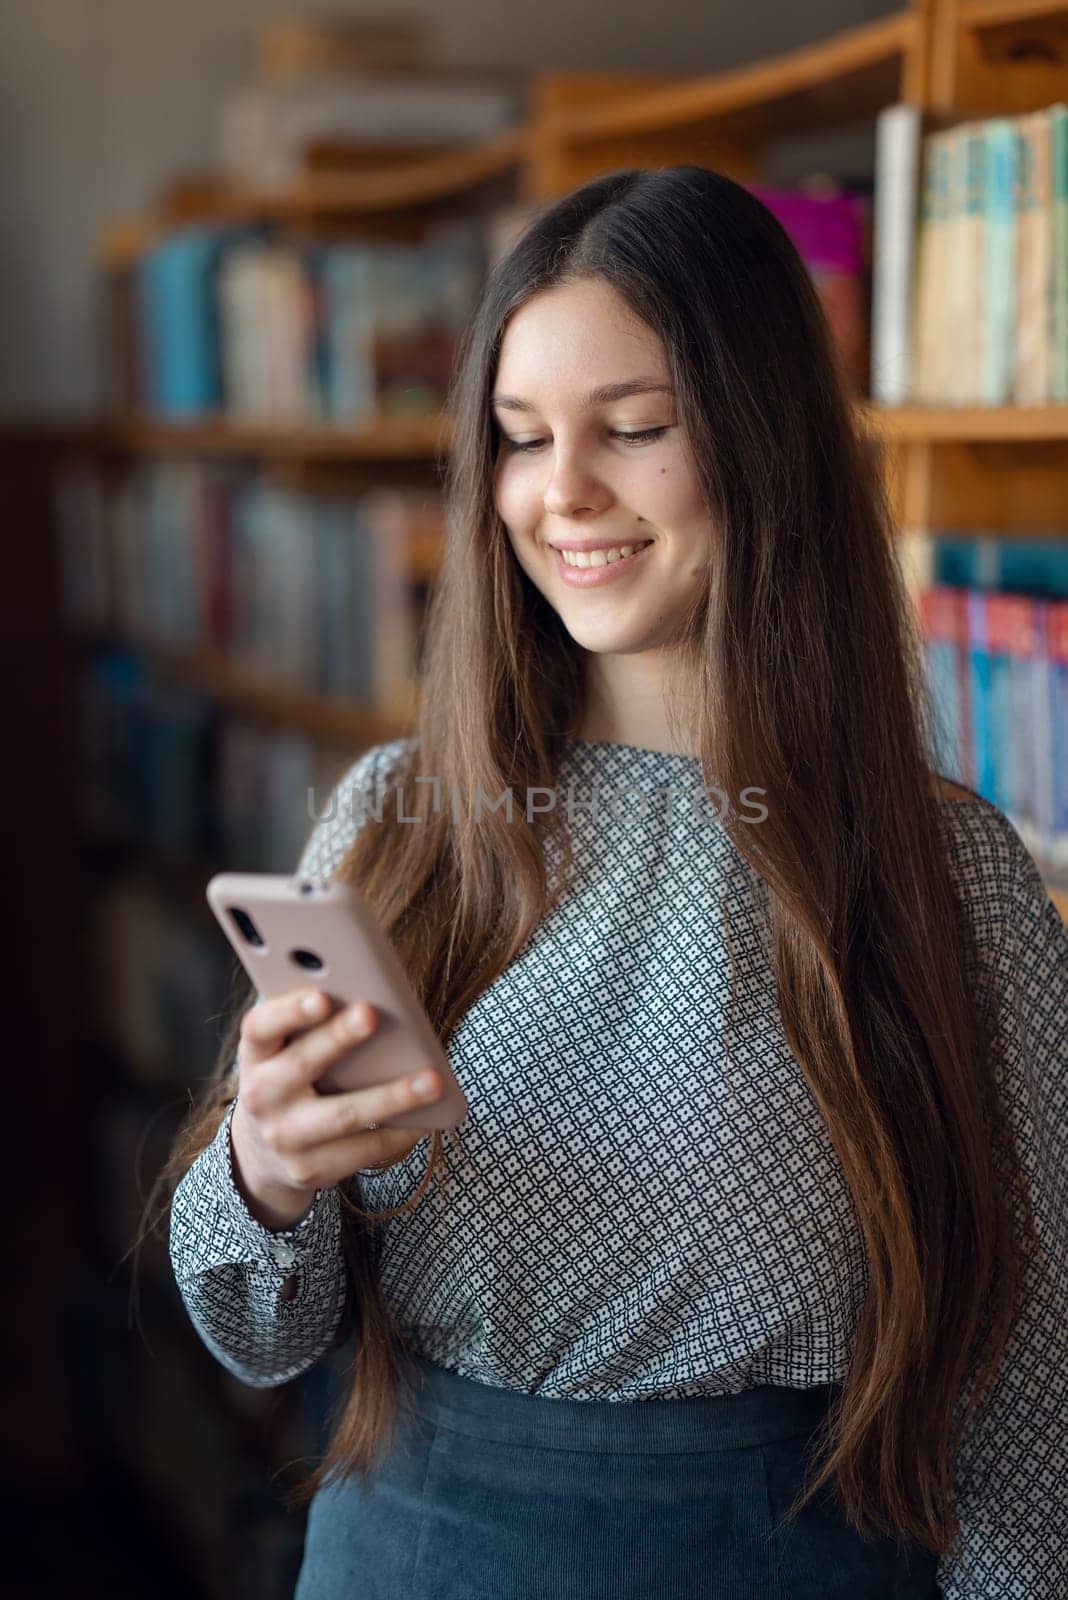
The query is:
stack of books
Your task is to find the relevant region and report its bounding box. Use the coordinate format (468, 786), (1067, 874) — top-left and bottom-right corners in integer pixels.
(871, 102), (1068, 405)
(920, 536), (1068, 875)
(112, 218), (486, 422)
(750, 181), (872, 395)
(55, 459), (442, 715)
(78, 643), (356, 871)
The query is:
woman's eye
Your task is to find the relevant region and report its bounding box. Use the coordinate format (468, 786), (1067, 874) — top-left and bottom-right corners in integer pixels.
(614, 427), (669, 447)
(500, 427), (668, 454)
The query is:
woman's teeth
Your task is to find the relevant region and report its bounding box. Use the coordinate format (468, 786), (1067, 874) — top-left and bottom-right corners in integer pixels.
(557, 541), (652, 568)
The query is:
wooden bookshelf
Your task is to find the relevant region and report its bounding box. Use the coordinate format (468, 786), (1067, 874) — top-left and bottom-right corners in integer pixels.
(17, 404), (1064, 477)
(73, 0), (1068, 911)
(538, 12), (915, 173)
(98, 127), (531, 271)
(28, 6), (1065, 1579)
(62, 403), (1068, 465)
(868, 404), (1068, 443)
(930, 0), (1068, 113)
(957, 0), (1068, 27)
(91, 412), (452, 462)
(76, 632), (411, 746)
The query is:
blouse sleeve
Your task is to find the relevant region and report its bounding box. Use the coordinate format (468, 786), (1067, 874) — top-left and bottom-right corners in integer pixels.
(167, 737), (412, 1386)
(168, 1099), (350, 1387)
(936, 827), (1068, 1599)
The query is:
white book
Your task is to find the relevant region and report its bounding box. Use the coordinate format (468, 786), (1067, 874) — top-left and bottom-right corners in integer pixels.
(218, 248), (273, 418)
(220, 80), (522, 187)
(956, 125), (986, 404)
(871, 103), (922, 405)
(911, 130), (953, 403)
(1013, 109), (1052, 405)
(263, 248), (314, 422)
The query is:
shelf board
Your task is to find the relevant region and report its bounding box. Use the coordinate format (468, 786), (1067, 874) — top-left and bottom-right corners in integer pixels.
(77, 633), (410, 747)
(88, 412), (451, 461)
(864, 403), (1068, 443)
(98, 128), (528, 269)
(72, 404), (1068, 462)
(552, 12), (912, 146)
(956, 0), (1068, 31)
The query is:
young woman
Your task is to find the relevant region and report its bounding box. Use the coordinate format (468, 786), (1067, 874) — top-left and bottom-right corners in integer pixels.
(156, 167), (1067, 1598)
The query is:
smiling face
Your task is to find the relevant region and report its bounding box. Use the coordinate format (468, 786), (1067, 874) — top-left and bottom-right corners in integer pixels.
(491, 278), (713, 668)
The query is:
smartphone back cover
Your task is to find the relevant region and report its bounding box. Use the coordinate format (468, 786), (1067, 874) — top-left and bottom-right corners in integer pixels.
(206, 872), (467, 1131)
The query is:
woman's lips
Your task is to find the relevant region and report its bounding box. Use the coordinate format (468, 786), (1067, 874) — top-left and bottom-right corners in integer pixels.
(548, 541), (653, 588)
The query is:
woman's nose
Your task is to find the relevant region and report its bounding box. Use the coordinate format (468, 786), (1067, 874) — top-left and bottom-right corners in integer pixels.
(543, 455), (612, 518)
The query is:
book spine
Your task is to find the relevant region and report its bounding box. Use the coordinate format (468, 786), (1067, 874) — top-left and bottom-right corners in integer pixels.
(967, 589), (995, 802)
(986, 593), (1015, 817)
(1033, 597), (1054, 863)
(141, 232), (224, 417)
(982, 119), (1019, 404)
(1051, 105), (1068, 401)
(1049, 602), (1068, 872)
(871, 104), (922, 404)
(1013, 109), (1052, 405)
(1006, 594), (1040, 853)
(952, 124), (983, 404)
(323, 248), (378, 424)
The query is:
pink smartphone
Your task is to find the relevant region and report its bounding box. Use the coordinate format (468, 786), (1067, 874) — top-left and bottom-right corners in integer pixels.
(205, 872), (468, 1131)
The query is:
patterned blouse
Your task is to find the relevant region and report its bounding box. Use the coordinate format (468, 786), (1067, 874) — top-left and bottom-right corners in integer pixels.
(169, 736), (1068, 1600)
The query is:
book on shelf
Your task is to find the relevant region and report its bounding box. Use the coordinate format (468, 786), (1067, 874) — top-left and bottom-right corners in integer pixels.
(919, 536), (1068, 876)
(79, 643), (358, 878)
(254, 14), (432, 84)
(1054, 105), (1068, 401)
(1015, 108), (1053, 406)
(92, 877), (235, 1088)
(873, 102), (1068, 407)
(219, 72), (524, 190)
(218, 243), (321, 423)
(751, 180), (871, 395)
(138, 226), (230, 416)
(54, 460), (443, 715)
(117, 217), (486, 425)
(909, 126), (952, 405)
(983, 118), (1017, 406)
(871, 103), (922, 406)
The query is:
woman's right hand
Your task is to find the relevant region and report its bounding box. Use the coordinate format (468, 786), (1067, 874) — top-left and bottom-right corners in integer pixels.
(229, 987), (444, 1230)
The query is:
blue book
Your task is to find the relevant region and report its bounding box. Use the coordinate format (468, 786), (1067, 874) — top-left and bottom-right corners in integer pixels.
(138, 226), (229, 416)
(982, 120), (1018, 404)
(966, 591), (997, 804)
(932, 536), (1068, 598)
(321, 246), (377, 422)
(346, 506), (377, 701)
(1046, 604), (1068, 872)
(985, 594), (1015, 816)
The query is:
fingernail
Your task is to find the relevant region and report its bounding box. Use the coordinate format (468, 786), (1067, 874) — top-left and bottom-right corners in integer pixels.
(411, 1072), (438, 1098)
(302, 992), (325, 1017)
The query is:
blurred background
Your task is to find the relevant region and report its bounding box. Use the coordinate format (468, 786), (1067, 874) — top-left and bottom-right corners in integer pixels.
(2, 2), (1067, 1595)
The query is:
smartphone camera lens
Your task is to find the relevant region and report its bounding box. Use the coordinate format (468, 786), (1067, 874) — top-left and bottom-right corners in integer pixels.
(291, 948), (324, 972)
(227, 907), (265, 948)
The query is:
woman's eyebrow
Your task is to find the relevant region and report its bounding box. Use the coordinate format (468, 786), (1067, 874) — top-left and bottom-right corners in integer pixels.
(490, 379), (674, 413)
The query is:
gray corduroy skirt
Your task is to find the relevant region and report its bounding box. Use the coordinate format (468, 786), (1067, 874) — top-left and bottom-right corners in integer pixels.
(294, 1353), (943, 1599)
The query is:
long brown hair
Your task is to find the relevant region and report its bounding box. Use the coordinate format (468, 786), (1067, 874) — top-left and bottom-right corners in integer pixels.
(139, 166), (1034, 1559)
